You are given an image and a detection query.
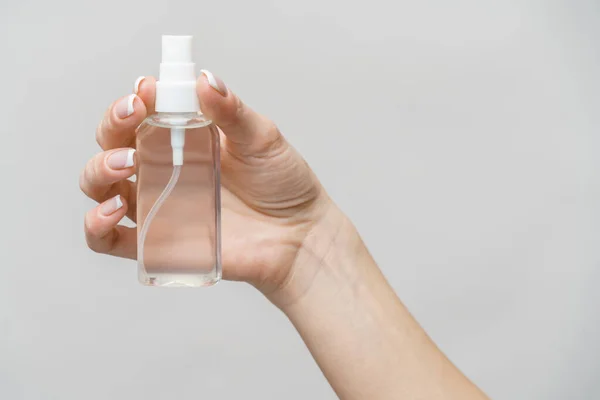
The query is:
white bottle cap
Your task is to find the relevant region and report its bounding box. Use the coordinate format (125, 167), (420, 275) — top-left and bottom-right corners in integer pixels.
(155, 35), (200, 113)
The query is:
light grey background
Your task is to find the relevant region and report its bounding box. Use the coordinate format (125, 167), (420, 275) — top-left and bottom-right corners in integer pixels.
(1, 0), (598, 399)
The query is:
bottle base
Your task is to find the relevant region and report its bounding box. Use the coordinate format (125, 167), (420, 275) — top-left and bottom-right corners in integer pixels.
(138, 270), (221, 288)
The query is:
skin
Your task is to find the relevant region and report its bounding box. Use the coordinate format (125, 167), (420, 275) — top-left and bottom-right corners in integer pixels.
(80, 73), (489, 399)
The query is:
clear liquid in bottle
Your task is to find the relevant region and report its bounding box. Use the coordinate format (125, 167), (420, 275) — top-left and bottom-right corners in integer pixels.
(136, 112), (221, 287)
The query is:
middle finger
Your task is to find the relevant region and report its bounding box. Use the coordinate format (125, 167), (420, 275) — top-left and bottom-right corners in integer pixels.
(80, 148), (138, 222)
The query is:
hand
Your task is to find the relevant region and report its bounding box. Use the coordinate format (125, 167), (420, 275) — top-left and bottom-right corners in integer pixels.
(80, 71), (346, 305)
(80, 71), (488, 400)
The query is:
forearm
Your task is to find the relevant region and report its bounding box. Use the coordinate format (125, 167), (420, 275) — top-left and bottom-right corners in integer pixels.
(275, 208), (488, 400)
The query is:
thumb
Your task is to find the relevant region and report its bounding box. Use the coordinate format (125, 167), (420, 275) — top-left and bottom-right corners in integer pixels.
(196, 70), (282, 156)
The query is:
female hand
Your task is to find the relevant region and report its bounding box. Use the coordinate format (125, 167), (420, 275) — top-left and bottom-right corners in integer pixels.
(80, 71), (346, 306)
(80, 71), (488, 399)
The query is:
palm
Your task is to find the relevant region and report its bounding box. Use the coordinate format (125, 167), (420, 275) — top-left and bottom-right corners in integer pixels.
(218, 133), (326, 290)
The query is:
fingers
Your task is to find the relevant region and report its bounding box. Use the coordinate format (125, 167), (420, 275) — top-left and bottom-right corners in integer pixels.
(84, 76), (157, 260)
(96, 93), (147, 151)
(79, 148), (137, 221)
(133, 76), (157, 115)
(96, 76), (156, 151)
(197, 70), (284, 157)
(84, 195), (137, 259)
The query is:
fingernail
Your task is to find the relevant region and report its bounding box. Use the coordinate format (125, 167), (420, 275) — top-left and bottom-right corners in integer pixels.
(134, 76), (145, 94)
(115, 94), (137, 119)
(107, 149), (136, 170)
(200, 70), (227, 96)
(100, 195), (124, 216)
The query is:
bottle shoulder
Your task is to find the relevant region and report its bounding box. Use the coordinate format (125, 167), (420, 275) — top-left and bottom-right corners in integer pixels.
(141, 112), (213, 129)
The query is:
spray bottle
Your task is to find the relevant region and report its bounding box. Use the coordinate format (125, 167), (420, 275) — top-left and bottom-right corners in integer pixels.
(136, 35), (221, 287)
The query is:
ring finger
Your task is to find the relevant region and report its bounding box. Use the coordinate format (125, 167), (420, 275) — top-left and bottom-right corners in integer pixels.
(79, 148), (137, 222)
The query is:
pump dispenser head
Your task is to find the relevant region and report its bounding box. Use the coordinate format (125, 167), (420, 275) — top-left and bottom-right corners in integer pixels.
(155, 35), (200, 113)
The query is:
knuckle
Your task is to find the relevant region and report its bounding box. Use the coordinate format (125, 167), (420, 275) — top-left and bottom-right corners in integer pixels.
(78, 168), (88, 194)
(233, 96), (246, 122)
(93, 153), (105, 181)
(83, 153), (110, 198)
(95, 118), (106, 147)
(80, 157), (98, 197)
(84, 215), (106, 254)
(259, 120), (285, 156)
(83, 217), (99, 251)
(263, 120), (281, 140)
(96, 107), (118, 149)
(87, 238), (102, 254)
(83, 213), (95, 236)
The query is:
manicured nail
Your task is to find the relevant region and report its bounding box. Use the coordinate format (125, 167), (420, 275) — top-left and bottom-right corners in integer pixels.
(115, 94), (137, 119)
(134, 76), (145, 94)
(107, 149), (136, 170)
(100, 195), (124, 216)
(200, 70), (227, 96)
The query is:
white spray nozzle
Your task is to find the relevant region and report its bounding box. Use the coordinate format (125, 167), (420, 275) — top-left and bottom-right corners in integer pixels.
(171, 127), (186, 166)
(162, 35), (193, 63)
(155, 35), (199, 113)
(155, 35), (199, 166)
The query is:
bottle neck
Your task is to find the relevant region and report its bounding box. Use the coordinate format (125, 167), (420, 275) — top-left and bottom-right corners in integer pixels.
(154, 81), (200, 113)
(144, 112), (213, 129)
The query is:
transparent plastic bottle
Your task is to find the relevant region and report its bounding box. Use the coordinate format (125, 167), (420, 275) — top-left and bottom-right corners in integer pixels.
(135, 35), (221, 287)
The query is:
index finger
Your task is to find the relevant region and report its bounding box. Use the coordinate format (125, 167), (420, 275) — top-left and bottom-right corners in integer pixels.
(96, 94), (147, 151)
(133, 76), (157, 115)
(95, 76), (157, 151)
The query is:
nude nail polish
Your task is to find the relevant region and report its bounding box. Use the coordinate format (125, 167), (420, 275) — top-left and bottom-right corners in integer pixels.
(107, 149), (135, 169)
(115, 94), (136, 119)
(100, 195), (124, 216)
(134, 76), (145, 94)
(200, 69), (227, 96)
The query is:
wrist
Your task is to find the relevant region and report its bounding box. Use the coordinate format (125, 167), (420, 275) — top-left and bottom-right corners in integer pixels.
(265, 201), (373, 311)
